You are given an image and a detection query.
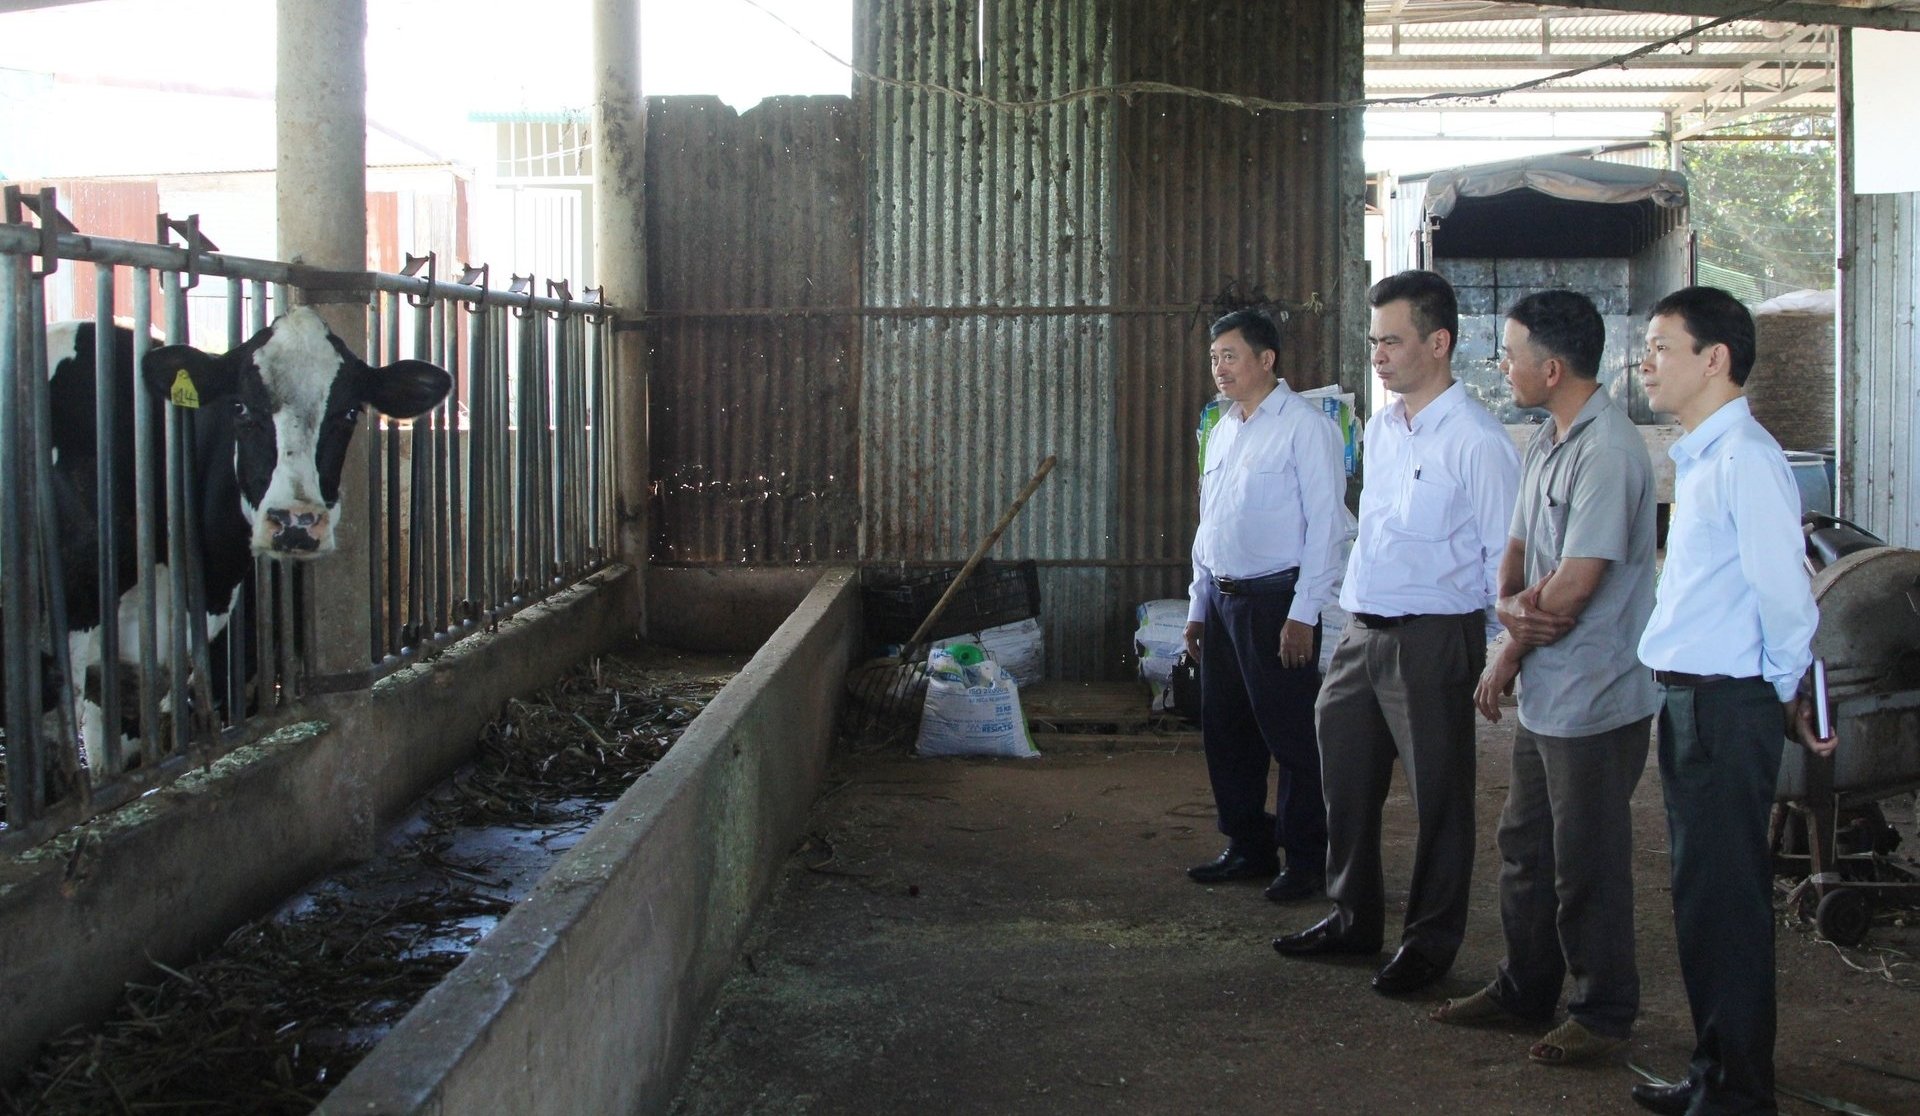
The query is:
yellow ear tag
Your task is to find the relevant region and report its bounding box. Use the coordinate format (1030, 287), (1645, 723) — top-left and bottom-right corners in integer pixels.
(169, 370), (200, 409)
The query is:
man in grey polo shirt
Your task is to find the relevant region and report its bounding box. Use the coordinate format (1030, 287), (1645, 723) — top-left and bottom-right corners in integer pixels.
(1432, 290), (1659, 1067)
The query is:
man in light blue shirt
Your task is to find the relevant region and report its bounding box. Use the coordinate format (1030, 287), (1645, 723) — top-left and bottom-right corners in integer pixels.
(1628, 286), (1833, 1116)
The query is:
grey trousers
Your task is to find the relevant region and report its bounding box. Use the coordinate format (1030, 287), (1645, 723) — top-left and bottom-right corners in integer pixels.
(1489, 717), (1651, 1038)
(1315, 612), (1484, 960)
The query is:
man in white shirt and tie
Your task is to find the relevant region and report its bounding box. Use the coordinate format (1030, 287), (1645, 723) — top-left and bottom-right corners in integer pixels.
(1274, 270), (1519, 997)
(1182, 309), (1347, 902)
(1628, 286), (1833, 1116)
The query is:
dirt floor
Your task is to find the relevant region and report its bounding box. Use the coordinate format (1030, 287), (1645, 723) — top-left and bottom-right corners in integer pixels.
(671, 717), (1920, 1116)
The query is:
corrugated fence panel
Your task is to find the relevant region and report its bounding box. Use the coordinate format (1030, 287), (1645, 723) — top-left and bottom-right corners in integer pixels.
(1842, 188), (1919, 549)
(646, 95), (863, 563)
(1109, 0), (1366, 613)
(644, 4), (1363, 679)
(859, 0), (1119, 678)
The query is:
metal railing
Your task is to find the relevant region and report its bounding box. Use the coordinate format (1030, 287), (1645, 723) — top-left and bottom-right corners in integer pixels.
(0, 188), (616, 850)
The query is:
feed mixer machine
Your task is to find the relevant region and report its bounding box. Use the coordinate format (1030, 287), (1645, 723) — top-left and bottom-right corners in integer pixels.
(1774, 515), (1920, 946)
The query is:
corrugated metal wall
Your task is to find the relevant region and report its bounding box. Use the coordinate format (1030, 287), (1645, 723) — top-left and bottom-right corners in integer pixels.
(646, 95), (864, 564)
(647, 1), (1365, 679)
(1108, 0), (1367, 678)
(1841, 189), (1919, 549)
(859, 0), (1120, 678)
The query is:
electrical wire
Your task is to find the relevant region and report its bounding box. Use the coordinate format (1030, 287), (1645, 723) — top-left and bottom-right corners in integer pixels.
(739, 0), (1801, 115)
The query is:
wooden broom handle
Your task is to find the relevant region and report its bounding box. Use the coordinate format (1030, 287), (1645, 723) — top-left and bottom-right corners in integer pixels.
(903, 454), (1058, 650)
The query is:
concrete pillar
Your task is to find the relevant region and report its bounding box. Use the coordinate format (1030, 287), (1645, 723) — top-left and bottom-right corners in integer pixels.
(277, 0), (373, 680)
(593, 0), (649, 629)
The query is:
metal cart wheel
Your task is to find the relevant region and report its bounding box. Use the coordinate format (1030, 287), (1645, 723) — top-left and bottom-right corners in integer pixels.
(1815, 886), (1872, 947)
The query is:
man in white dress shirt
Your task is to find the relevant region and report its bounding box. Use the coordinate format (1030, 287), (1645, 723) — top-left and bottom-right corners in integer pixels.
(1182, 309), (1348, 901)
(1274, 270), (1519, 998)
(1628, 286), (1833, 1116)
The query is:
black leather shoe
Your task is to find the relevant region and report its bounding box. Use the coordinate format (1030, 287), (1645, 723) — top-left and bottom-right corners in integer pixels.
(1371, 945), (1449, 995)
(1187, 845), (1280, 884)
(1629, 1079), (1697, 1116)
(1272, 916), (1382, 956)
(1263, 867), (1326, 902)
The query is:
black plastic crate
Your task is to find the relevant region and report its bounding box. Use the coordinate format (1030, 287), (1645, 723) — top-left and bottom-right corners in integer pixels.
(862, 560), (1041, 645)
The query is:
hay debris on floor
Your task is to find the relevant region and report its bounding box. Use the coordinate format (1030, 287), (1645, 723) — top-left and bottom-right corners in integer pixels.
(1, 646), (729, 1116)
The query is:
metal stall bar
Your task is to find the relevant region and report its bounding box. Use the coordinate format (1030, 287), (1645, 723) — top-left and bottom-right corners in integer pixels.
(464, 300), (490, 636)
(514, 302), (536, 600)
(128, 269), (162, 779)
(159, 271), (195, 760)
(220, 277), (248, 726)
(27, 282), (80, 796)
(433, 297), (453, 639)
(94, 266), (123, 775)
(248, 278), (279, 724)
(532, 310), (554, 591)
(407, 295), (433, 649)
(1, 237), (41, 827)
(444, 296), (468, 630)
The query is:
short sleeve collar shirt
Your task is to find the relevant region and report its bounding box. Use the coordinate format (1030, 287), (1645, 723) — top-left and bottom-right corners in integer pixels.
(1510, 389), (1659, 737)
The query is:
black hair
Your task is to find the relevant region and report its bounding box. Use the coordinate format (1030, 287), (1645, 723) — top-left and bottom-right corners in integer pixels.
(1506, 289), (1605, 380)
(1650, 285), (1757, 386)
(1368, 269), (1459, 357)
(1209, 308), (1282, 355)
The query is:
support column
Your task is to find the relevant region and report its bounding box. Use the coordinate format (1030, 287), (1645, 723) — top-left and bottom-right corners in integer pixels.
(593, 0), (649, 630)
(277, 0), (373, 679)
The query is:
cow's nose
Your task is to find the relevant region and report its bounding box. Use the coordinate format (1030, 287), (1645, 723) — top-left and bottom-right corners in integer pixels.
(265, 507), (328, 551)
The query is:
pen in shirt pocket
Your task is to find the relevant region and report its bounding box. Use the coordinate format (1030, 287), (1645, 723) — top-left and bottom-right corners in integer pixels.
(1414, 465), (1423, 480)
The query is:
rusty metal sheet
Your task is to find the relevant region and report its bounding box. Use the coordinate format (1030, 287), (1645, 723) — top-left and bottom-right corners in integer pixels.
(1110, 0), (1368, 569)
(645, 3), (1363, 679)
(646, 95), (863, 564)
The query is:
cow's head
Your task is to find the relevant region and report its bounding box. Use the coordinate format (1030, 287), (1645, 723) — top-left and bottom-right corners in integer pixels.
(141, 307), (452, 558)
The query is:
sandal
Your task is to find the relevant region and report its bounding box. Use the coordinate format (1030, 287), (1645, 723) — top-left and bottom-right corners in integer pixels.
(1429, 988), (1516, 1026)
(1527, 1019), (1626, 1065)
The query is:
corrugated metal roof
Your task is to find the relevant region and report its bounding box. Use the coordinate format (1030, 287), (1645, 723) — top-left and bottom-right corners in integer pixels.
(1363, 3), (1838, 125)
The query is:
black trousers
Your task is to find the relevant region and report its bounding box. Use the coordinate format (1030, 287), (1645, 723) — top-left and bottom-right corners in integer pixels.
(1659, 676), (1784, 1115)
(1197, 577), (1326, 869)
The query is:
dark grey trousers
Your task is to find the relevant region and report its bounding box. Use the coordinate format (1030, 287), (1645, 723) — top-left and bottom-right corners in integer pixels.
(1489, 717), (1651, 1038)
(1660, 677), (1784, 1115)
(1315, 611), (1484, 960)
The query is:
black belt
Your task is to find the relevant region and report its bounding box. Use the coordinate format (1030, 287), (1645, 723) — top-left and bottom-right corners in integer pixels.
(1213, 568), (1299, 596)
(1651, 669), (1747, 688)
(1352, 611), (1477, 630)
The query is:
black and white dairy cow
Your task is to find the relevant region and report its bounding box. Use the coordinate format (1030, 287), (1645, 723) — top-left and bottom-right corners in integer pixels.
(43, 306), (452, 774)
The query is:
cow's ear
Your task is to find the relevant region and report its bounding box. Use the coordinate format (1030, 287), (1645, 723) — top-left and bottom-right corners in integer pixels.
(142, 345), (240, 407)
(360, 360), (453, 420)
